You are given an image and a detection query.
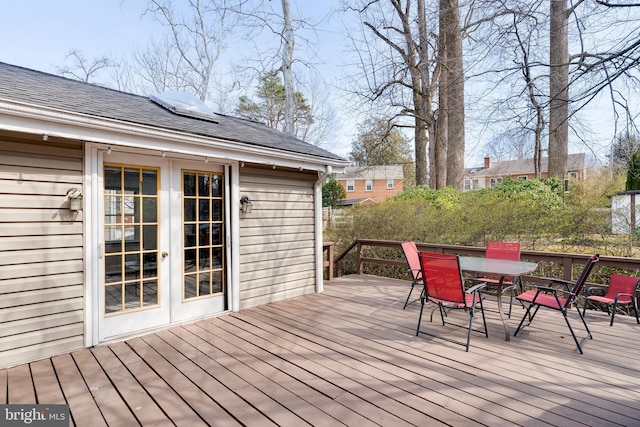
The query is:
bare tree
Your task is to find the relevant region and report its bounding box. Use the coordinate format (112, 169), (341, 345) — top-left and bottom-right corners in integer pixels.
(281, 0), (295, 135)
(140, 0), (234, 104)
(346, 0), (440, 187)
(442, 0), (465, 189)
(56, 50), (114, 83)
(513, 11), (545, 177)
(433, 0), (448, 189)
(547, 0), (570, 178)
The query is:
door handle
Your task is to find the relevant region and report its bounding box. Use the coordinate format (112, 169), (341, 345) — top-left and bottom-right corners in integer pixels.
(162, 251), (169, 258)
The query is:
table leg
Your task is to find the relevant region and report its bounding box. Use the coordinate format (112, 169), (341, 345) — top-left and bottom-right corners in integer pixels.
(496, 277), (511, 341)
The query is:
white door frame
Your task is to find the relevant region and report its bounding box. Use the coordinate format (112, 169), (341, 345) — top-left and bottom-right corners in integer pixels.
(84, 145), (240, 346)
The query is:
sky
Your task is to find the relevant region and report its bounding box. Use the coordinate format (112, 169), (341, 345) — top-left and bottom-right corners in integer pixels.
(0, 1), (622, 167)
(0, 0), (360, 157)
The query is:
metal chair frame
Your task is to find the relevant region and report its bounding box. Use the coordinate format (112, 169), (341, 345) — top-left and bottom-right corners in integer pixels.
(514, 254), (600, 354)
(416, 252), (488, 352)
(582, 274), (640, 326)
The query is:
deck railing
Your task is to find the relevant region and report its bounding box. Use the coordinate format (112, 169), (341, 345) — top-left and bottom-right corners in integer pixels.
(334, 239), (640, 294)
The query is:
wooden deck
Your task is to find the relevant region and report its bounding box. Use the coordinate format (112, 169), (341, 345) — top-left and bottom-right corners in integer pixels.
(2, 274), (640, 426)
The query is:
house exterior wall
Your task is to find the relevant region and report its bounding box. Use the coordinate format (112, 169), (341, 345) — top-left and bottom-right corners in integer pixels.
(238, 167), (317, 309)
(464, 154), (587, 191)
(0, 136), (85, 369)
(337, 178), (404, 202)
(477, 168), (585, 189)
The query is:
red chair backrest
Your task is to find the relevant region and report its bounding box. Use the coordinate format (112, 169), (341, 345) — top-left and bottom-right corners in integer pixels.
(606, 274), (640, 303)
(486, 241), (521, 261)
(418, 252), (465, 305)
(569, 254), (600, 296)
(401, 241), (421, 280)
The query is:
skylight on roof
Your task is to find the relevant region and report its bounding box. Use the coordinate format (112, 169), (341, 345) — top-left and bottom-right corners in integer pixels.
(149, 91), (218, 122)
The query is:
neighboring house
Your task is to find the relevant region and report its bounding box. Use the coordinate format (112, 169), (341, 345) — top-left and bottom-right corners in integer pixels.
(336, 165), (404, 204)
(463, 154), (587, 190)
(0, 62), (348, 369)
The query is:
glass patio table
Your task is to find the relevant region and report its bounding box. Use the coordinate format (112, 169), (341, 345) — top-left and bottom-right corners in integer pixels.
(459, 256), (538, 341)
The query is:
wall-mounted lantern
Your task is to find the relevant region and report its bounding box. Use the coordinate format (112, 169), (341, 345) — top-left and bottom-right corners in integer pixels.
(240, 195), (253, 214)
(67, 188), (83, 211)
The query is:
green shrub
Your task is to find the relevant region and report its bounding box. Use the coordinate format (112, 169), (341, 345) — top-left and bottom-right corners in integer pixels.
(325, 173), (632, 263)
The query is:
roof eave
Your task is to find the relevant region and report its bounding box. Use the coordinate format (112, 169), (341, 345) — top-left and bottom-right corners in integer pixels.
(0, 98), (349, 173)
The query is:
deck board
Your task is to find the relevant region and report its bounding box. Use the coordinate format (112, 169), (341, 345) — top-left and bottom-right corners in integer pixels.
(30, 359), (66, 405)
(2, 274), (640, 426)
(7, 364), (35, 403)
(51, 353), (107, 427)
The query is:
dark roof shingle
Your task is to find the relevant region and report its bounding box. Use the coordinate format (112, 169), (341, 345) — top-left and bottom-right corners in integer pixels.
(0, 62), (345, 162)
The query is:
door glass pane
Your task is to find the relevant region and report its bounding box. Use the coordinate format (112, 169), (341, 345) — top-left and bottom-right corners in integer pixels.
(199, 199), (210, 221)
(105, 227), (122, 253)
(211, 175), (222, 197)
(211, 200), (222, 221)
(143, 280), (158, 306)
(199, 271), (212, 296)
(105, 285), (122, 313)
(184, 199), (196, 222)
(184, 172), (196, 196)
(104, 167), (122, 191)
(105, 255), (122, 283)
(199, 224), (210, 246)
(198, 174), (210, 196)
(184, 224), (196, 247)
(143, 253), (158, 278)
(143, 225), (157, 251)
(142, 198), (157, 222)
(124, 168), (140, 193)
(182, 170), (225, 301)
(142, 170), (157, 195)
(184, 275), (197, 299)
(104, 164), (160, 315)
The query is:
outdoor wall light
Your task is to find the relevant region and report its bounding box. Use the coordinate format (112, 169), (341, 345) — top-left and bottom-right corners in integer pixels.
(67, 188), (83, 211)
(240, 195), (253, 214)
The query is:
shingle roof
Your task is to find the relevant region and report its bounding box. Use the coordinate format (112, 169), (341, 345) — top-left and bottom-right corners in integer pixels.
(466, 153), (586, 177)
(0, 62), (345, 162)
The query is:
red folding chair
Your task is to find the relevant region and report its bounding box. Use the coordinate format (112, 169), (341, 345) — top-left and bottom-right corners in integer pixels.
(416, 252), (488, 351)
(583, 274), (639, 326)
(401, 241), (423, 309)
(472, 241), (521, 318)
(514, 254), (600, 354)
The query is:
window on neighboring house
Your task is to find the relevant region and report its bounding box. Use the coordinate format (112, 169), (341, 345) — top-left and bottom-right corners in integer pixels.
(490, 178), (503, 188)
(346, 180), (354, 192)
(365, 180), (373, 191)
(568, 172), (578, 179)
(465, 179), (480, 190)
(518, 176), (528, 180)
(387, 179), (394, 189)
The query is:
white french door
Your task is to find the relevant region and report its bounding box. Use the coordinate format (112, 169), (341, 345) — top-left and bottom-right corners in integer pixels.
(170, 161), (228, 323)
(98, 153), (228, 341)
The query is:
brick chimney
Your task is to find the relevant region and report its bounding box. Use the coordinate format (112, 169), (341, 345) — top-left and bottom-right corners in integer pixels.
(484, 155), (491, 169)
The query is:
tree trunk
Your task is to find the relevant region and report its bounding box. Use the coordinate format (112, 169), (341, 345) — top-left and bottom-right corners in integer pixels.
(548, 0), (569, 178)
(433, 0), (449, 189)
(443, 0), (465, 190)
(281, 0), (295, 136)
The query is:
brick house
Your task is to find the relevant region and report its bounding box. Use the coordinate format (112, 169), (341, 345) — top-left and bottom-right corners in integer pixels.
(336, 165), (404, 204)
(464, 153), (587, 190)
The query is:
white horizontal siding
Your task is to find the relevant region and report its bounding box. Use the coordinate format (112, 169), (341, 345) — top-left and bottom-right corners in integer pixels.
(0, 136), (84, 369)
(238, 167), (318, 309)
